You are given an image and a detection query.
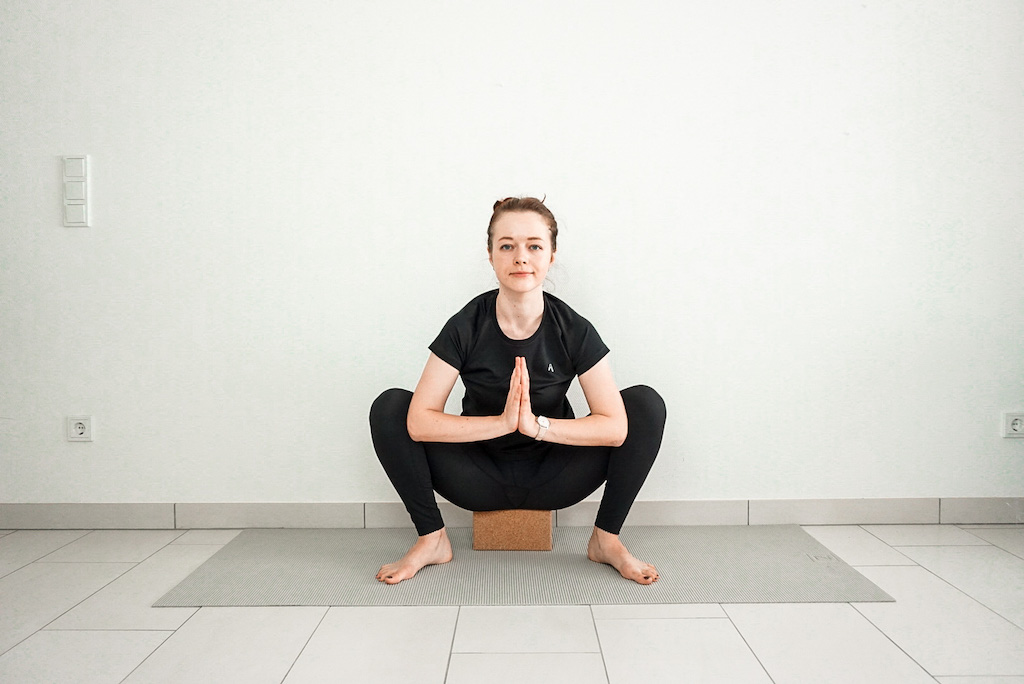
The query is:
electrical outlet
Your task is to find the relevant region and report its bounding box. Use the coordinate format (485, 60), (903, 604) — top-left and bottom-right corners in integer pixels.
(67, 416), (93, 442)
(1003, 412), (1024, 439)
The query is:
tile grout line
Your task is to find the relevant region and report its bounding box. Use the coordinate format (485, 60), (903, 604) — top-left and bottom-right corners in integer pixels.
(841, 532), (935, 678)
(588, 605), (612, 684)
(47, 530), (191, 566)
(443, 605), (461, 683)
(721, 605), (778, 684)
(894, 550), (1024, 634)
(117, 606), (201, 683)
(0, 556), (138, 658)
(847, 602), (940, 680)
(33, 627), (177, 632)
(117, 634), (175, 684)
(27, 529), (199, 660)
(33, 530), (95, 564)
(890, 544), (994, 548)
(859, 526), (1024, 639)
(958, 525), (1014, 550)
(594, 615), (729, 621)
(278, 606), (331, 683)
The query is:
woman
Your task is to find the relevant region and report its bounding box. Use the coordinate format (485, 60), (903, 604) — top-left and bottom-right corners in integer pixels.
(369, 197), (666, 585)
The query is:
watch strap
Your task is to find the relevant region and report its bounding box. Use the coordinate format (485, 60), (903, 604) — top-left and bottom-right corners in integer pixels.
(534, 416), (549, 441)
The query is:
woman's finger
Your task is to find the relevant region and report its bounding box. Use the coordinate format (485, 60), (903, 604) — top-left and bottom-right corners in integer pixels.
(518, 358), (534, 434)
(501, 358), (523, 433)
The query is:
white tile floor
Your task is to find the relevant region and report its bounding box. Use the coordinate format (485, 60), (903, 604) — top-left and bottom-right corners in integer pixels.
(0, 524), (1022, 683)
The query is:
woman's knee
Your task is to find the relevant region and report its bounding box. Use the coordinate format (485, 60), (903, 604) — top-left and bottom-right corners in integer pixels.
(372, 387), (411, 419)
(369, 388), (413, 432)
(621, 385), (666, 426)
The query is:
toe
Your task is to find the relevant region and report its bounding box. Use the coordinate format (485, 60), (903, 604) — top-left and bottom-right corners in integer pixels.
(637, 564), (659, 584)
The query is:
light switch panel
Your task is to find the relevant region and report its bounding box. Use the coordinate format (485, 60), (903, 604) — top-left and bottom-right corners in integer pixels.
(62, 155), (90, 227)
(64, 180), (86, 201)
(64, 157), (87, 178)
(64, 203), (87, 224)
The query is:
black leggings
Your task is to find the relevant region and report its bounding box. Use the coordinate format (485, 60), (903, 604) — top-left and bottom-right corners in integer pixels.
(369, 386), (666, 536)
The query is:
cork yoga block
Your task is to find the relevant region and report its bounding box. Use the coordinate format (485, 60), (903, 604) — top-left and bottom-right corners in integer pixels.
(472, 509), (553, 551)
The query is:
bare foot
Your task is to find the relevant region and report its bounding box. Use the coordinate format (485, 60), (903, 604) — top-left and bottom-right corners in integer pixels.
(587, 527), (659, 585)
(376, 527), (453, 584)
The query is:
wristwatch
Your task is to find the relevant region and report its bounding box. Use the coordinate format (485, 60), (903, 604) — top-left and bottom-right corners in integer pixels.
(534, 415), (550, 441)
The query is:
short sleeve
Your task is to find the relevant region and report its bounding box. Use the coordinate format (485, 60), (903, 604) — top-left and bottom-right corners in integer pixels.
(571, 318), (609, 376)
(428, 313), (468, 371)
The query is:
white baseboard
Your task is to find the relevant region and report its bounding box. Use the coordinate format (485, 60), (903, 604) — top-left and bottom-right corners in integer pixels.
(175, 503), (364, 529)
(557, 500), (750, 527)
(0, 503), (173, 529)
(0, 498), (1020, 530)
(748, 498), (940, 525)
(940, 498), (1024, 524)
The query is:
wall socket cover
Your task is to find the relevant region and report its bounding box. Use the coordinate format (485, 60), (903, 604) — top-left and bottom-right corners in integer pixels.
(67, 416), (93, 442)
(1003, 412), (1024, 438)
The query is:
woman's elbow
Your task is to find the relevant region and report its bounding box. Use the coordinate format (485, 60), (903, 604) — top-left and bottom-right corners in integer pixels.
(406, 414), (425, 442)
(609, 419), (628, 447)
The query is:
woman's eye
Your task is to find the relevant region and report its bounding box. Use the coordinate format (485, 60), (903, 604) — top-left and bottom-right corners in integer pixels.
(529, 245), (543, 250)
(500, 244), (512, 250)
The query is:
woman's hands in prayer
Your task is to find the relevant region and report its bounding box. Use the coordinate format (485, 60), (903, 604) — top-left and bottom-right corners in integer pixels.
(501, 356), (540, 438)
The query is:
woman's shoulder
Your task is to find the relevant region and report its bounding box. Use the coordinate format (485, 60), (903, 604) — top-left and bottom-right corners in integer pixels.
(440, 289), (497, 330)
(451, 289), (497, 317)
(430, 290), (498, 364)
(467, 289), (499, 308)
(541, 291), (609, 369)
(543, 291), (592, 326)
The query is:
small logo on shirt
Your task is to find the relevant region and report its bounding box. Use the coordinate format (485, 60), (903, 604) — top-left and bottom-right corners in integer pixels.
(547, 363), (554, 373)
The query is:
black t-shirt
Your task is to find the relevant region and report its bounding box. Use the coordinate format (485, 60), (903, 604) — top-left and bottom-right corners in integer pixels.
(429, 289), (609, 451)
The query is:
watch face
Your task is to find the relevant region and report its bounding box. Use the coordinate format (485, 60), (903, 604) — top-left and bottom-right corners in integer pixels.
(538, 416), (550, 428)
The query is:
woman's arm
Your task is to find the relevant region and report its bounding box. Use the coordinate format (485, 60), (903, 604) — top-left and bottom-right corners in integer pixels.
(519, 356), (628, 447)
(406, 352), (520, 443)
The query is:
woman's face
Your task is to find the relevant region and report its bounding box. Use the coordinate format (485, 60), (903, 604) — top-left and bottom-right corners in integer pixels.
(488, 211), (556, 295)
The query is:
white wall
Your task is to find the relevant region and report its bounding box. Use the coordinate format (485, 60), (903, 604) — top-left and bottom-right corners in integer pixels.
(1, 0), (1022, 505)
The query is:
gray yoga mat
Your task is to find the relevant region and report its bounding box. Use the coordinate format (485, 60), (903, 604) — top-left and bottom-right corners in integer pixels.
(155, 525), (893, 607)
